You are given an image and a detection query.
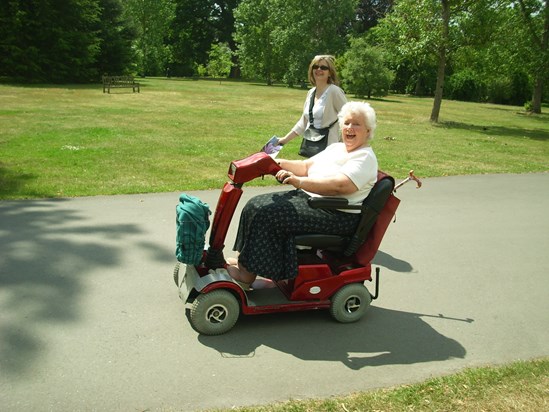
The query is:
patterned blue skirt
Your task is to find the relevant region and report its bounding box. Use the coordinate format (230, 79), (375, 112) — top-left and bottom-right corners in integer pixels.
(233, 189), (360, 280)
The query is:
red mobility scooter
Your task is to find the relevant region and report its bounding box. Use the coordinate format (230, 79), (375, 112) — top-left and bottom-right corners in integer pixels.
(174, 151), (419, 335)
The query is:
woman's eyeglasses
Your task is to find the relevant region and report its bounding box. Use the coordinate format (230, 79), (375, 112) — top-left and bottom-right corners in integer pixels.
(312, 65), (329, 71)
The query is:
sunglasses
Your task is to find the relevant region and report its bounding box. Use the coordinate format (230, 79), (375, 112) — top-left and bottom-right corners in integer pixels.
(312, 64), (330, 71)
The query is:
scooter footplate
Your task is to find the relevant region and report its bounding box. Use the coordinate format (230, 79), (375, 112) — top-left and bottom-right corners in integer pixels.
(245, 287), (290, 307)
(242, 284), (330, 315)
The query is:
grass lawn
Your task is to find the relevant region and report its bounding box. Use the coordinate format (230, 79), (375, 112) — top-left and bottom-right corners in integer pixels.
(0, 77), (548, 199)
(218, 357), (548, 412)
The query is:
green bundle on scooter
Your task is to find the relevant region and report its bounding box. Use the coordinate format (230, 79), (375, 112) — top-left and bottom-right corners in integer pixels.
(175, 193), (211, 265)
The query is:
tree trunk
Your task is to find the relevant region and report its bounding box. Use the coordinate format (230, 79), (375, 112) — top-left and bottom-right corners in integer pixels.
(531, 74), (544, 114)
(414, 76), (422, 96)
(519, 0), (548, 114)
(532, 0), (548, 113)
(430, 0), (450, 123)
(430, 49), (446, 122)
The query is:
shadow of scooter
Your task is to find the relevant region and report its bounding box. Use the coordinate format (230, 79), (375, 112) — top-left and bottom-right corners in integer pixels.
(197, 306), (471, 370)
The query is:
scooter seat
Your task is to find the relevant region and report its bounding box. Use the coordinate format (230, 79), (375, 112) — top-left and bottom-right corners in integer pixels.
(295, 173), (396, 256)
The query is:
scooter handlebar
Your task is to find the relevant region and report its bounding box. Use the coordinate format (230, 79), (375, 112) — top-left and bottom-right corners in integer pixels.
(228, 152), (282, 184)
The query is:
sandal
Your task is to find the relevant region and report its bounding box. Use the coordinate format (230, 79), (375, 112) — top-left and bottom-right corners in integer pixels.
(235, 280), (252, 291)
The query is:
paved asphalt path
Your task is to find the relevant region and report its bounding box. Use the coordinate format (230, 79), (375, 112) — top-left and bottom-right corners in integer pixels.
(1, 173), (548, 411)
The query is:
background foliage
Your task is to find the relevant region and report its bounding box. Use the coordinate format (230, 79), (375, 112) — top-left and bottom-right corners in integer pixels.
(1, 78), (547, 200)
(0, 0), (547, 113)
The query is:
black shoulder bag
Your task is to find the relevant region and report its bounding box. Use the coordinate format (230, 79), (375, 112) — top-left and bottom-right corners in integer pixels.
(298, 89), (338, 158)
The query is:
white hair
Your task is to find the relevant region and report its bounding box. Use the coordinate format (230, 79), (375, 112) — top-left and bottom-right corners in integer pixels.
(338, 101), (377, 140)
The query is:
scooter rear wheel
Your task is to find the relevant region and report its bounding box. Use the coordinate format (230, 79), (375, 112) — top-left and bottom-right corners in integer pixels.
(190, 290), (240, 335)
(330, 283), (371, 323)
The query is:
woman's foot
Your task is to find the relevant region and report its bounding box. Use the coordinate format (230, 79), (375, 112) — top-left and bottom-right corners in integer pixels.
(226, 257), (238, 266)
(226, 262), (257, 286)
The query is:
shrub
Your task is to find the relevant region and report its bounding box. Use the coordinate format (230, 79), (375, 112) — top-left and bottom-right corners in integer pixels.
(446, 70), (486, 102)
(341, 37), (394, 98)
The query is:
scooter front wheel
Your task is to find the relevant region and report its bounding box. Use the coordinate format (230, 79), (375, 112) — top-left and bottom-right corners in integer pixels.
(190, 290), (240, 335)
(173, 262), (181, 286)
(330, 283), (371, 323)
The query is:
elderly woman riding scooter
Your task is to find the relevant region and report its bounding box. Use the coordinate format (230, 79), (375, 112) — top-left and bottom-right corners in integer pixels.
(227, 101), (378, 288)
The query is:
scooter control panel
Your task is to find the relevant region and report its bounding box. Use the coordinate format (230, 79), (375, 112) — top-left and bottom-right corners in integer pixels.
(228, 152), (282, 184)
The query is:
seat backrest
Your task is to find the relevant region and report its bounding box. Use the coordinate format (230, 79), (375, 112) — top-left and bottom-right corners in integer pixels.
(294, 172), (398, 259)
(343, 174), (395, 256)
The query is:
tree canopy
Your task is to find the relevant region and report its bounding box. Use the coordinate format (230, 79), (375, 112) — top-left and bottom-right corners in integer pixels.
(234, 0), (357, 85)
(0, 0), (139, 82)
(0, 0), (545, 114)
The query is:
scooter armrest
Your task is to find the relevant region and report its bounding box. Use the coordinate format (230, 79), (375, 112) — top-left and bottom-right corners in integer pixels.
(308, 197), (349, 209)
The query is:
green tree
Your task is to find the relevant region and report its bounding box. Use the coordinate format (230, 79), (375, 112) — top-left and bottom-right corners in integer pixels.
(447, 1), (528, 105)
(206, 42), (233, 78)
(353, 0), (395, 34)
(168, 0), (240, 77)
(234, 0), (357, 86)
(341, 37), (394, 98)
(233, 0), (275, 83)
(372, 0), (482, 122)
(430, 0), (451, 122)
(169, 0), (217, 76)
(446, 0), (546, 112)
(516, 0), (548, 113)
(96, 0), (137, 77)
(123, 0), (175, 76)
(0, 0), (101, 82)
(0, 0), (137, 82)
(371, 0), (440, 96)
(212, 0), (241, 77)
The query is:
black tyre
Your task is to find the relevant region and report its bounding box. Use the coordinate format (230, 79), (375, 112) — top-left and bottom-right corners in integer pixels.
(173, 262), (180, 286)
(330, 283), (371, 323)
(190, 290), (240, 335)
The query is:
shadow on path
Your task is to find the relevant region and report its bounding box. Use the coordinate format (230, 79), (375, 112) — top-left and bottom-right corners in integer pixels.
(198, 250), (455, 369)
(0, 199), (168, 376)
(199, 307), (470, 370)
(373, 250), (414, 273)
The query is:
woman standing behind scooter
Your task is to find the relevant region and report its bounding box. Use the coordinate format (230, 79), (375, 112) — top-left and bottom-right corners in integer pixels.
(227, 101), (378, 288)
(277, 55), (347, 156)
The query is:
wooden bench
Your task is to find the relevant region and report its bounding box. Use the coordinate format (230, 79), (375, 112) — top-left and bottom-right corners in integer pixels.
(102, 76), (140, 93)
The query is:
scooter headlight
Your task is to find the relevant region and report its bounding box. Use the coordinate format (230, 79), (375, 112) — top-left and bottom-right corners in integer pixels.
(228, 162), (237, 179)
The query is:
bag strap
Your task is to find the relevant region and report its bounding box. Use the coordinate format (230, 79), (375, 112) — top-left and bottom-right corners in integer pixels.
(308, 89), (316, 127)
(308, 87), (338, 130)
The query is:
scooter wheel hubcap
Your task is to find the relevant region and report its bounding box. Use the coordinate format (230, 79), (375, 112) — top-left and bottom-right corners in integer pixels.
(206, 305), (228, 323)
(345, 297), (362, 313)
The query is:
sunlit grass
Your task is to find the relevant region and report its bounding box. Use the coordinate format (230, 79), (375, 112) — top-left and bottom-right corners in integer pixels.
(217, 357), (549, 412)
(1, 78), (548, 199)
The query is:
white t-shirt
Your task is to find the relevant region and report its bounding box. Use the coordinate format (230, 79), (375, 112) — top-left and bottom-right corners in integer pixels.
(310, 86), (330, 129)
(292, 84), (347, 145)
(304, 142), (378, 210)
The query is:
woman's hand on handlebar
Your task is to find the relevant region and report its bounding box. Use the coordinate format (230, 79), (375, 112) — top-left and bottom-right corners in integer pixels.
(276, 169), (302, 189)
